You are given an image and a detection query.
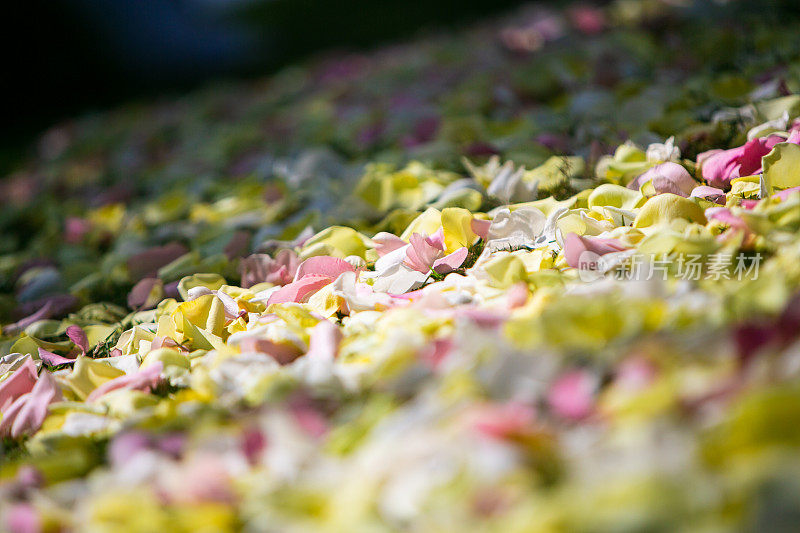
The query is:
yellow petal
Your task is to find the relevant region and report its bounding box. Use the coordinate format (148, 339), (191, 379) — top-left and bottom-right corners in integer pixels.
(633, 194), (707, 228)
(65, 356), (126, 400)
(482, 255), (528, 288)
(441, 207), (479, 253)
(399, 207), (442, 241)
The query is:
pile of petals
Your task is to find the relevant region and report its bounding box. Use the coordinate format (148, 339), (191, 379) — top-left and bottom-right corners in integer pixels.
(3, 0), (800, 531)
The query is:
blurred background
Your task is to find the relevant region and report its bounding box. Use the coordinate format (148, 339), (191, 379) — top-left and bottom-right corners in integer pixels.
(4, 0), (551, 168)
(5, 0), (793, 173)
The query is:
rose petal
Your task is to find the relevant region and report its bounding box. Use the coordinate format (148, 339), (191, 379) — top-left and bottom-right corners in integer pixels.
(38, 347), (75, 367)
(294, 256), (354, 282)
(432, 247), (468, 274)
(66, 325), (89, 354)
(372, 232), (407, 257)
(563, 233), (627, 269)
(87, 362), (163, 402)
(266, 276), (333, 305)
(690, 185), (726, 204)
(7, 371), (60, 438)
(405, 233), (443, 273)
(0, 359), (38, 412)
(470, 218), (491, 240)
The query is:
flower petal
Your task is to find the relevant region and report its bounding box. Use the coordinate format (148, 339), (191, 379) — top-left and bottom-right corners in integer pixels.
(294, 255), (355, 282)
(432, 247), (468, 274)
(267, 276), (334, 305)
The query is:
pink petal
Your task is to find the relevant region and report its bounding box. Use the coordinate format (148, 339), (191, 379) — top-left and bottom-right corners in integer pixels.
(739, 135), (783, 175)
(0, 359), (38, 412)
(271, 249), (301, 284)
(291, 403), (329, 439)
(696, 149), (723, 166)
(215, 291), (243, 320)
(700, 135), (784, 190)
(266, 275), (333, 305)
(241, 428), (267, 465)
(3, 301), (55, 337)
(419, 338), (452, 370)
(169, 455), (235, 505)
(459, 308), (507, 328)
(615, 357), (657, 391)
(505, 282), (530, 309)
(38, 347), (75, 367)
(690, 185), (726, 205)
(127, 277), (162, 310)
(428, 228), (446, 250)
(156, 433), (186, 457)
(150, 336), (185, 351)
(773, 185), (800, 201)
(787, 130), (800, 144)
(473, 402), (536, 439)
(8, 371), (60, 439)
(706, 207), (748, 231)
(87, 362), (163, 402)
(547, 370), (596, 421)
(432, 247), (468, 274)
(306, 320), (342, 362)
(0, 396), (28, 438)
(372, 232), (407, 257)
(405, 233), (443, 273)
(629, 162), (695, 196)
(238, 338), (303, 365)
(239, 250), (301, 288)
(108, 432), (152, 466)
(294, 256), (354, 282)
(563, 233), (627, 269)
(4, 503), (41, 533)
(471, 218), (492, 240)
(700, 145), (745, 189)
(66, 325), (88, 354)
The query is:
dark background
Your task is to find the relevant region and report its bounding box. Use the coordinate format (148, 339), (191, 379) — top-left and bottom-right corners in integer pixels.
(3, 0), (548, 170)
(4, 0), (790, 173)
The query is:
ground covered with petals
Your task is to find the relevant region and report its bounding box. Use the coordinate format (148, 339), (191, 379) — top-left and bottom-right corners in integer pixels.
(3, 1), (800, 531)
